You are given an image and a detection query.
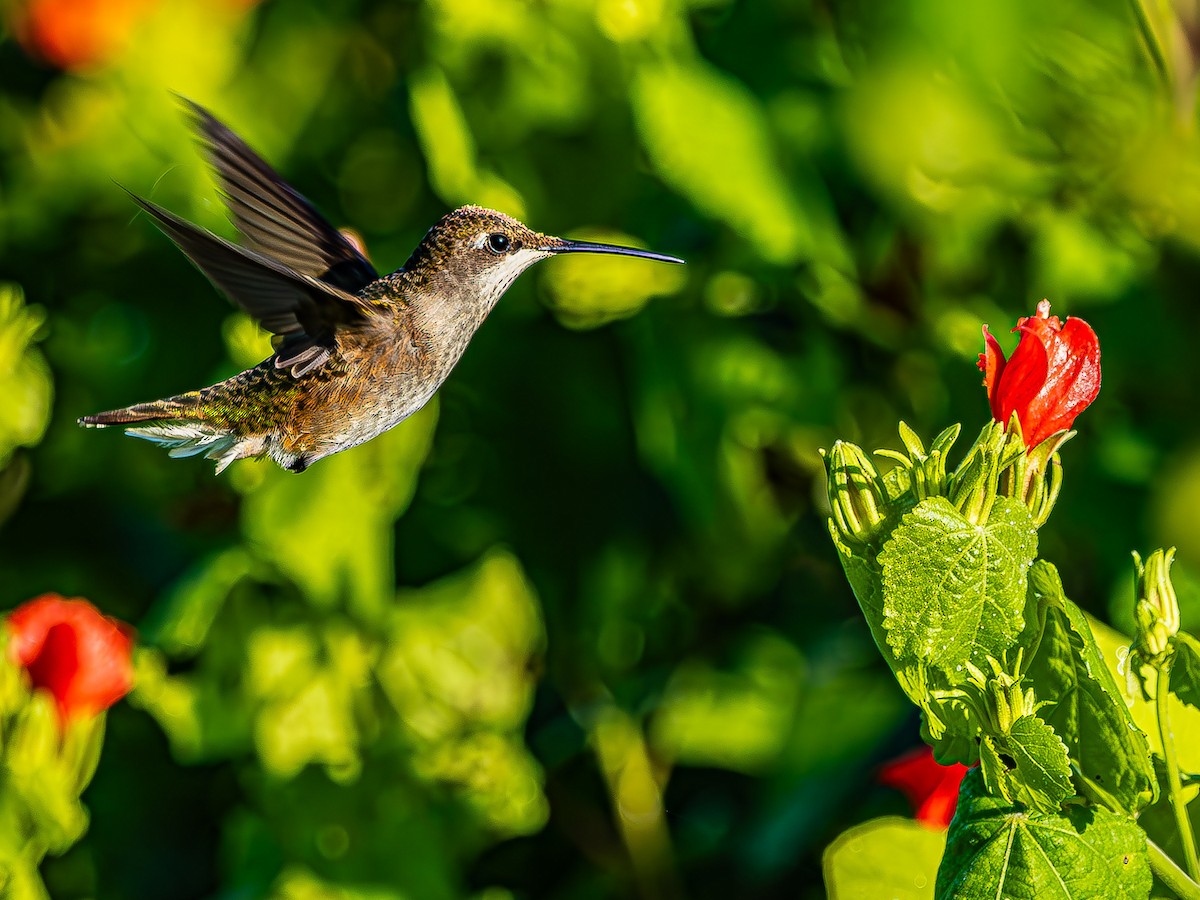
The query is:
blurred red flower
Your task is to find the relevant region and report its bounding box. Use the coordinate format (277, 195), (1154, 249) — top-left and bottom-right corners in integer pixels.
(8, 0), (158, 70)
(978, 300), (1101, 450)
(8, 0), (260, 71)
(6, 595), (134, 724)
(879, 746), (968, 829)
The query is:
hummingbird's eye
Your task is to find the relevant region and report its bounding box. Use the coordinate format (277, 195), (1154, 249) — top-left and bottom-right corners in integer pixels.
(486, 233), (511, 255)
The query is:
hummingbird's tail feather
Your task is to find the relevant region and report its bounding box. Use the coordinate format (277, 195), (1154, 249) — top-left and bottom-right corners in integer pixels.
(78, 398), (253, 473)
(124, 423), (241, 473)
(78, 399), (196, 427)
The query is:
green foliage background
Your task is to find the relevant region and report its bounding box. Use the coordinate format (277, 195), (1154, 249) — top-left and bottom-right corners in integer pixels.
(2, 0), (1200, 896)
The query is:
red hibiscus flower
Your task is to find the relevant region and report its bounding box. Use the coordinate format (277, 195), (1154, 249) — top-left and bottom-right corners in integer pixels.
(978, 300), (1101, 450)
(879, 746), (968, 829)
(6, 595), (134, 725)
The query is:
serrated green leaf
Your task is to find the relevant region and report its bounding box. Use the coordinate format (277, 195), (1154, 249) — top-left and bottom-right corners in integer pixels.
(936, 769), (1151, 900)
(1006, 717), (1073, 805)
(1172, 631), (1200, 711)
(1024, 562), (1157, 813)
(977, 734), (1007, 799)
(824, 816), (944, 900)
(977, 716), (1072, 815)
(879, 496), (1038, 670)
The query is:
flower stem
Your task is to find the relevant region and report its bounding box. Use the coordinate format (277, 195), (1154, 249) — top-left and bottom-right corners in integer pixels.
(1159, 663), (1200, 882)
(1148, 838), (1200, 900)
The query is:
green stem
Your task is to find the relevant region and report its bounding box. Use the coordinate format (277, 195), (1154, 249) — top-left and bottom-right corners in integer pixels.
(1148, 838), (1200, 900)
(1131, 0), (1172, 89)
(1071, 763), (1124, 815)
(1159, 663), (1200, 881)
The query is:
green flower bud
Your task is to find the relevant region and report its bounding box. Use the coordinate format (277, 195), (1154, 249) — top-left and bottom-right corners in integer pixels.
(823, 440), (888, 544)
(1132, 548), (1180, 664)
(948, 421), (1013, 525)
(961, 654), (1039, 737)
(876, 422), (960, 502)
(995, 415), (1069, 528)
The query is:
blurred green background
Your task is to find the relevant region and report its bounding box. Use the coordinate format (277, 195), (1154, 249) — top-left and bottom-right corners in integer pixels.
(2, 0), (1200, 896)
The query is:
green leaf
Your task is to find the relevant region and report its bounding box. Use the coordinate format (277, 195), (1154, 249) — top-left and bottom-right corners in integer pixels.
(824, 816), (944, 900)
(378, 550), (548, 836)
(936, 769), (1151, 900)
(0, 285), (52, 469)
(1172, 631), (1200, 711)
(651, 631), (806, 774)
(978, 717), (1072, 814)
(829, 524), (893, 664)
(1089, 615), (1200, 774)
(1024, 562), (1157, 812)
(879, 496), (1038, 670)
(408, 66), (525, 215)
(542, 227), (686, 330)
(1006, 717), (1073, 808)
(239, 403), (437, 619)
(631, 61), (818, 265)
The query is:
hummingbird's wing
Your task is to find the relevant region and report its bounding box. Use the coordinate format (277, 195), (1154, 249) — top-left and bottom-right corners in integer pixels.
(179, 98), (379, 294)
(127, 191), (376, 376)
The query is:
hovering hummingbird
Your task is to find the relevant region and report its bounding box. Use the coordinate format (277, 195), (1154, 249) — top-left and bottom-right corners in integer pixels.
(79, 100), (683, 473)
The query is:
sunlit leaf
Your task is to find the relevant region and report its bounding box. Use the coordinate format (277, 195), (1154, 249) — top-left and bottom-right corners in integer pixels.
(936, 769), (1151, 900)
(409, 66), (525, 217)
(823, 816), (944, 900)
(632, 61), (809, 264)
(1023, 562), (1157, 812)
(377, 550), (548, 836)
(977, 716), (1072, 814)
(651, 631), (805, 774)
(239, 403), (437, 618)
(0, 285), (51, 469)
(541, 228), (685, 329)
(879, 497), (1037, 670)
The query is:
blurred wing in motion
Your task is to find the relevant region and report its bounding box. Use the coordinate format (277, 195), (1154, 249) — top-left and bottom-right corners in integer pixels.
(127, 191), (375, 375)
(181, 97), (380, 294)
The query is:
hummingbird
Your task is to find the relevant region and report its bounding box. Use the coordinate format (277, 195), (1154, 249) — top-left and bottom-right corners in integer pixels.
(79, 100), (683, 473)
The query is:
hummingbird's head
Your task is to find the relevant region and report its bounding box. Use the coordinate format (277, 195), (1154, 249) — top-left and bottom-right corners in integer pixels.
(404, 206), (683, 312)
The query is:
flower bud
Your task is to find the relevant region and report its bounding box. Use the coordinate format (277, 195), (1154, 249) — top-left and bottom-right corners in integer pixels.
(1132, 548), (1180, 663)
(961, 655), (1038, 736)
(995, 416), (1067, 527)
(876, 422), (960, 502)
(979, 300), (1100, 451)
(948, 422), (1017, 525)
(823, 440), (888, 544)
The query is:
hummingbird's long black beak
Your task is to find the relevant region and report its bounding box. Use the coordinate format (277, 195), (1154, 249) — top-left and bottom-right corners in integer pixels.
(541, 238), (684, 265)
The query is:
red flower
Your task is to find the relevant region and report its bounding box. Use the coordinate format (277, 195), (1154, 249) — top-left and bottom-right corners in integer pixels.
(7, 0), (159, 70)
(978, 300), (1101, 450)
(6, 595), (134, 725)
(8, 0), (260, 71)
(879, 746), (968, 829)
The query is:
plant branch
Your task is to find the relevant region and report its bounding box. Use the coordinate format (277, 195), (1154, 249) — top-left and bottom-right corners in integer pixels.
(1159, 663), (1200, 881)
